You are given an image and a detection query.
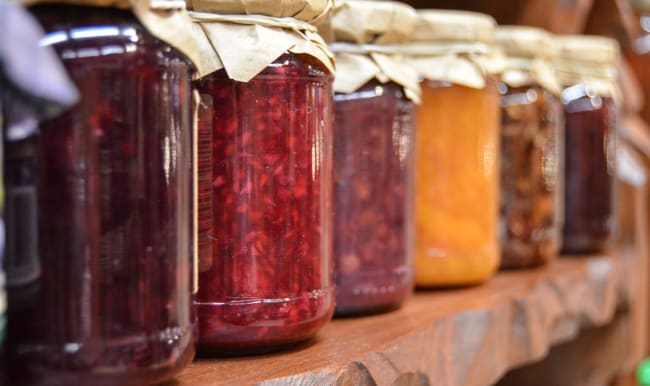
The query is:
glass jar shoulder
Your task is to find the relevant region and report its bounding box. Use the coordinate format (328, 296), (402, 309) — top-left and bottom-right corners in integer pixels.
(31, 4), (188, 64)
(560, 84), (617, 114)
(335, 80), (405, 101)
(200, 53), (333, 83)
(422, 77), (498, 92)
(499, 83), (551, 107)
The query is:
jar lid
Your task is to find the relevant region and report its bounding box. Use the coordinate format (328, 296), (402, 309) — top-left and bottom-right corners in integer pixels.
(554, 35), (619, 65)
(412, 10), (496, 44)
(331, 0), (417, 45)
(553, 35), (620, 99)
(496, 26), (553, 59)
(187, 0), (332, 23)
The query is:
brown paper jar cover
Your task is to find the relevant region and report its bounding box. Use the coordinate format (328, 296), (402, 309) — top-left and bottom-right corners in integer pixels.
(188, 0), (334, 80)
(402, 9), (498, 90)
(331, 0), (417, 45)
(495, 25), (560, 94)
(330, 0), (420, 101)
(188, 0), (331, 23)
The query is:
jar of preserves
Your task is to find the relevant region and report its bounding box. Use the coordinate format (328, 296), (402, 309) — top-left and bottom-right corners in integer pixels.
(4, 2), (199, 385)
(329, 0), (419, 315)
(495, 26), (564, 268)
(405, 10), (501, 287)
(190, 0), (335, 354)
(554, 36), (619, 254)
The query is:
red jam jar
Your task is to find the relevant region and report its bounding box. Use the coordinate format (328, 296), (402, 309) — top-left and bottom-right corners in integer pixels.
(329, 0), (418, 315)
(554, 36), (619, 254)
(193, 47), (334, 351)
(4, 4), (197, 385)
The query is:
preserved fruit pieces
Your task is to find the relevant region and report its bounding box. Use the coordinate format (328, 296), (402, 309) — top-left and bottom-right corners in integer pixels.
(5, 6), (196, 385)
(500, 85), (563, 268)
(333, 81), (415, 315)
(194, 54), (334, 353)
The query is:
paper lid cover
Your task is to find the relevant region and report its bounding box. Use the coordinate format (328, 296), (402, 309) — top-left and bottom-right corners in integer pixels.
(554, 35), (619, 65)
(412, 10), (496, 44)
(331, 0), (417, 45)
(496, 26), (553, 59)
(186, 0), (331, 22)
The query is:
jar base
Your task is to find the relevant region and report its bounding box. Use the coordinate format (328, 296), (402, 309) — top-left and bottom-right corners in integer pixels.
(561, 235), (611, 255)
(197, 337), (315, 357)
(334, 301), (403, 318)
(500, 253), (556, 270)
(8, 326), (196, 386)
(196, 288), (334, 355)
(334, 279), (412, 317)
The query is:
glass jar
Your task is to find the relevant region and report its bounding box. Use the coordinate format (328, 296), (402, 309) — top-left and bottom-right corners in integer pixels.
(496, 26), (564, 268)
(561, 90), (617, 253)
(5, 5), (196, 385)
(554, 36), (619, 254)
(409, 10), (501, 287)
(329, 0), (418, 315)
(194, 53), (334, 354)
(500, 83), (562, 268)
(499, 84), (563, 267)
(333, 80), (415, 315)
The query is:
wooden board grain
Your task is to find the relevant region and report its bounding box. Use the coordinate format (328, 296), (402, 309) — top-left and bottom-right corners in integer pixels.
(172, 255), (637, 386)
(495, 312), (632, 386)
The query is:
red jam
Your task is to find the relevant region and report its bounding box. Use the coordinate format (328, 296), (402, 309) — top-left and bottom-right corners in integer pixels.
(561, 86), (617, 254)
(333, 81), (415, 315)
(194, 54), (334, 354)
(5, 5), (196, 385)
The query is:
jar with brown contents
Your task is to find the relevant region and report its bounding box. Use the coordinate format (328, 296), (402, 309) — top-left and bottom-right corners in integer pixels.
(495, 26), (564, 268)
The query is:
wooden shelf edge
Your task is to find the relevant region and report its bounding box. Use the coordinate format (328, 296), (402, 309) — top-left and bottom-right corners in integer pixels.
(176, 253), (638, 386)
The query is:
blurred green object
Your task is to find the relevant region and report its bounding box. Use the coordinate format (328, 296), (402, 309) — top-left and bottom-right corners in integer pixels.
(637, 357), (650, 386)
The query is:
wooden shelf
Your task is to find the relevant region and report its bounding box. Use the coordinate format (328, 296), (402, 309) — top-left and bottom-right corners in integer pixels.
(174, 253), (641, 386)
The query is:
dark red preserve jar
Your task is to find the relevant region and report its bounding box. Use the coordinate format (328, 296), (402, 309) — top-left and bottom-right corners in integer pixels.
(4, 5), (197, 385)
(554, 36), (619, 254)
(333, 81), (415, 314)
(329, 0), (418, 315)
(194, 52), (334, 353)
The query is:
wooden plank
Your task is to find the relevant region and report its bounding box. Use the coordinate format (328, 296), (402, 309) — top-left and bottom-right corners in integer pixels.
(173, 255), (635, 386)
(495, 313), (632, 386)
(618, 147), (649, 367)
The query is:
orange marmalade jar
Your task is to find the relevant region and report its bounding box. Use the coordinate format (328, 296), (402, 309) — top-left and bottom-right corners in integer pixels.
(406, 10), (501, 286)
